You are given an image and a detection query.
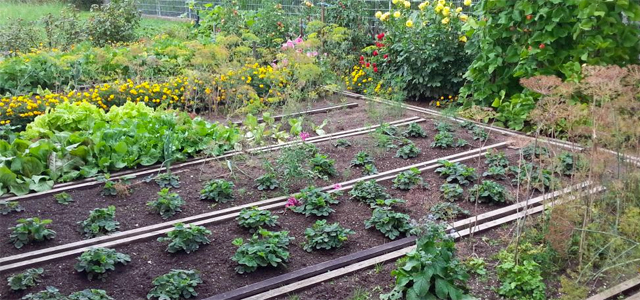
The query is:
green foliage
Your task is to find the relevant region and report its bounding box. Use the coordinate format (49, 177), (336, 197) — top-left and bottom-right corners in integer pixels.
(349, 180), (391, 205)
(147, 269), (202, 300)
(255, 172), (279, 190)
(22, 286), (65, 300)
(431, 132), (469, 149)
(380, 223), (470, 300)
(371, 198), (407, 209)
(555, 152), (582, 176)
(520, 144), (550, 160)
(392, 168), (424, 190)
(483, 165), (507, 179)
(439, 183), (464, 202)
(376, 123), (400, 137)
(87, 0), (140, 47)
(100, 176), (118, 197)
(434, 121), (455, 133)
(157, 223), (212, 254)
(78, 206), (120, 238)
(496, 250), (546, 300)
(155, 173), (180, 189)
(0, 200), (24, 215)
(236, 207), (279, 230)
(74, 248), (131, 281)
(69, 0), (103, 10)
(471, 127), (488, 141)
(468, 180), (512, 204)
(402, 123), (427, 138)
(9, 217), (56, 248)
(395, 143), (421, 159)
(334, 139), (352, 148)
(7, 268), (44, 291)
(429, 202), (470, 221)
(289, 186), (339, 217)
(435, 160), (478, 185)
(465, 258), (487, 276)
(365, 208), (412, 240)
(232, 229), (294, 274)
(485, 149), (510, 168)
(147, 188), (185, 219)
(363, 163), (379, 175)
(351, 151), (374, 167)
(510, 163), (557, 192)
(303, 220), (355, 252)
(68, 289), (113, 300)
(54, 192), (73, 205)
(276, 143), (318, 192)
(309, 153), (337, 180)
(200, 179), (235, 203)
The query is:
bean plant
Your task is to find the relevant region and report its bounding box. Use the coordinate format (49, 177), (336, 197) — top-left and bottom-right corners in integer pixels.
(9, 218), (56, 248)
(303, 220), (355, 252)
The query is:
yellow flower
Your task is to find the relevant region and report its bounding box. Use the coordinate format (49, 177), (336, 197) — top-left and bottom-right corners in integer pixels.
(456, 7), (463, 13)
(375, 11), (383, 18)
(393, 11), (401, 18)
(459, 35), (468, 43)
(441, 17), (450, 24)
(418, 2), (428, 10)
(403, 1), (410, 8)
(459, 14), (468, 22)
(381, 12), (391, 21)
(464, 0), (472, 6)
(435, 3), (444, 12)
(392, 0), (398, 4)
(438, 0), (445, 5)
(406, 20), (414, 27)
(442, 7), (451, 16)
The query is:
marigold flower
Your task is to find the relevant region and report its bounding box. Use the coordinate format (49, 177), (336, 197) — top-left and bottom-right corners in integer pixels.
(403, 1), (410, 8)
(459, 14), (468, 22)
(456, 7), (463, 13)
(418, 2), (429, 10)
(393, 11), (401, 18)
(459, 35), (468, 43)
(392, 0), (398, 4)
(406, 20), (414, 27)
(435, 3), (444, 12)
(442, 7), (451, 16)
(442, 17), (450, 24)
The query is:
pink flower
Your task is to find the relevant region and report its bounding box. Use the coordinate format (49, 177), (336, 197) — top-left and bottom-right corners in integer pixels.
(306, 51), (318, 57)
(333, 183), (342, 190)
(299, 131), (311, 141)
(282, 39), (295, 50)
(294, 36), (304, 44)
(285, 196), (301, 208)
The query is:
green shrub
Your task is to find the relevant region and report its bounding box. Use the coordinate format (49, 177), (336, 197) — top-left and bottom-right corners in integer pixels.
(155, 173), (180, 189)
(429, 202), (470, 220)
(147, 188), (185, 219)
(402, 123), (427, 138)
(78, 206), (120, 238)
(309, 153), (337, 179)
(0, 200), (24, 215)
(380, 223), (470, 300)
(434, 121), (455, 133)
(435, 160), (478, 185)
(9, 218), (56, 248)
(392, 168), (423, 190)
(439, 183), (464, 201)
(255, 173), (279, 190)
(68, 289), (113, 300)
(431, 132), (468, 148)
(7, 268), (44, 291)
(147, 270), (202, 300)
(469, 180), (512, 204)
(236, 207), (279, 230)
(497, 251), (546, 300)
(365, 208), (412, 240)
(22, 286), (65, 300)
(232, 229), (294, 274)
(350, 151), (374, 167)
(157, 223), (212, 254)
(303, 220), (355, 252)
(54, 192), (74, 205)
(200, 179), (235, 203)
(74, 248), (131, 281)
(395, 143), (421, 159)
(87, 0), (141, 47)
(349, 180), (390, 205)
(289, 186), (339, 217)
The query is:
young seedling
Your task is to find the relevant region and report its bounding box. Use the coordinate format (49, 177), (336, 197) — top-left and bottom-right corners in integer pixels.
(53, 192), (73, 205)
(0, 200), (24, 215)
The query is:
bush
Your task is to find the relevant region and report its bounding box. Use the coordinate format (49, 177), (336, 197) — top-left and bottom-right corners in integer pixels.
(147, 188), (185, 219)
(303, 220), (355, 252)
(7, 268), (44, 291)
(147, 269), (202, 300)
(439, 183), (464, 201)
(78, 206), (120, 238)
(157, 223), (212, 254)
(68, 289), (113, 300)
(395, 143), (421, 159)
(392, 168), (424, 190)
(309, 153), (337, 179)
(232, 229), (294, 274)
(0, 200), (24, 215)
(9, 218), (56, 248)
(365, 207), (412, 240)
(236, 207), (279, 230)
(289, 186), (339, 217)
(497, 251), (546, 300)
(74, 248), (131, 281)
(349, 180), (390, 205)
(255, 173), (279, 190)
(87, 0), (141, 47)
(54, 192), (73, 205)
(469, 180), (512, 204)
(435, 160), (478, 185)
(200, 179), (235, 203)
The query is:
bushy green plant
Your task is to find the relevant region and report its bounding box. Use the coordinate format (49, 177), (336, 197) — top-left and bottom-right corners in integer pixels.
(392, 168), (424, 190)
(365, 208), (412, 240)
(155, 173), (180, 189)
(98, 174), (132, 197)
(496, 251), (546, 300)
(520, 144), (550, 160)
(465, 257), (487, 276)
(7, 268), (44, 291)
(255, 172), (280, 190)
(276, 143), (318, 192)
(232, 229), (294, 274)
(349, 180), (391, 205)
(157, 223), (212, 254)
(363, 163), (379, 175)
(309, 153), (337, 179)
(0, 200), (24, 215)
(431, 132), (468, 148)
(334, 139), (352, 148)
(376, 123), (400, 137)
(289, 186), (339, 217)
(402, 123), (427, 138)
(555, 152), (582, 176)
(78, 206), (120, 238)
(87, 0), (141, 47)
(483, 165), (508, 179)
(429, 202), (470, 220)
(236, 207), (279, 230)
(371, 198), (407, 209)
(303, 220), (355, 252)
(54, 192), (74, 205)
(147, 269), (202, 300)
(435, 160), (478, 185)
(351, 151), (375, 167)
(69, 0), (103, 10)
(147, 188), (185, 219)
(395, 143), (421, 159)
(22, 286), (65, 300)
(9, 218), (56, 248)
(200, 179), (235, 203)
(380, 223), (470, 300)
(434, 121), (456, 133)
(68, 289), (113, 300)
(510, 163), (557, 192)
(471, 127), (489, 141)
(469, 180), (512, 204)
(485, 149), (510, 168)
(439, 183), (464, 201)
(74, 248), (131, 281)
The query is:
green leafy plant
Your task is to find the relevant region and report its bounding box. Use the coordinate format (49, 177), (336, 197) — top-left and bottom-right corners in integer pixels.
(376, 123), (400, 137)
(429, 202), (471, 220)
(232, 229), (294, 274)
(276, 143), (318, 192)
(483, 165), (507, 179)
(303, 220), (355, 252)
(309, 153), (337, 179)
(395, 143), (421, 159)
(334, 139), (352, 148)
(434, 121), (455, 133)
(147, 188), (185, 219)
(402, 123), (427, 138)
(74, 247), (131, 281)
(255, 172), (280, 190)
(392, 168), (424, 190)
(510, 163), (558, 192)
(363, 163), (379, 175)
(7, 268), (44, 291)
(371, 198), (407, 209)
(431, 132), (468, 148)
(497, 251), (546, 300)
(380, 223), (470, 300)
(485, 149), (510, 168)
(469, 180), (512, 204)
(460, 121), (477, 131)
(78, 206), (120, 238)
(351, 151), (374, 167)
(555, 152), (582, 175)
(98, 174), (132, 197)
(147, 269), (202, 300)
(22, 286), (65, 300)
(439, 183), (464, 202)
(9, 218), (56, 249)
(200, 179), (235, 203)
(54, 192), (74, 205)
(155, 172), (180, 189)
(236, 207), (279, 230)
(68, 289), (113, 300)
(471, 127), (489, 141)
(157, 223), (212, 254)
(87, 0), (141, 47)
(349, 180), (391, 205)
(435, 160), (478, 185)
(521, 144), (550, 160)
(365, 207), (412, 240)
(0, 200), (24, 215)
(289, 186), (339, 217)
(465, 257), (488, 277)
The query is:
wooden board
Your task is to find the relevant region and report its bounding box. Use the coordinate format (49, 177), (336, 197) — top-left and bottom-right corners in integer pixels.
(231, 102), (359, 125)
(586, 275), (640, 300)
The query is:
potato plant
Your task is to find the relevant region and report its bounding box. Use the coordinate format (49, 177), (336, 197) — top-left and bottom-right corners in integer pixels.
(236, 207), (279, 230)
(147, 269), (202, 300)
(74, 248), (131, 281)
(349, 180), (391, 205)
(200, 179), (235, 203)
(157, 223), (212, 254)
(232, 229), (294, 274)
(303, 220), (355, 252)
(7, 268), (44, 291)
(147, 188), (185, 219)
(365, 208), (413, 240)
(9, 217), (56, 248)
(289, 186), (340, 217)
(78, 206), (120, 238)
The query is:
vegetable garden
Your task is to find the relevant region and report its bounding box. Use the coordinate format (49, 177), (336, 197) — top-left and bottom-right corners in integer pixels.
(1, 0), (640, 299)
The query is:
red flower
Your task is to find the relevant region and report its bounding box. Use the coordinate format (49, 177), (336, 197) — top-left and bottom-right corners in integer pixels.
(359, 55), (364, 61)
(366, 62), (371, 68)
(373, 50), (378, 56)
(539, 43), (545, 49)
(377, 32), (385, 40)
(373, 67), (378, 73)
(383, 54), (389, 59)
(372, 63), (377, 68)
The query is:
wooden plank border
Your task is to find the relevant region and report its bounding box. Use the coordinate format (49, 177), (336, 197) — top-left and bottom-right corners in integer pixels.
(230, 102), (359, 125)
